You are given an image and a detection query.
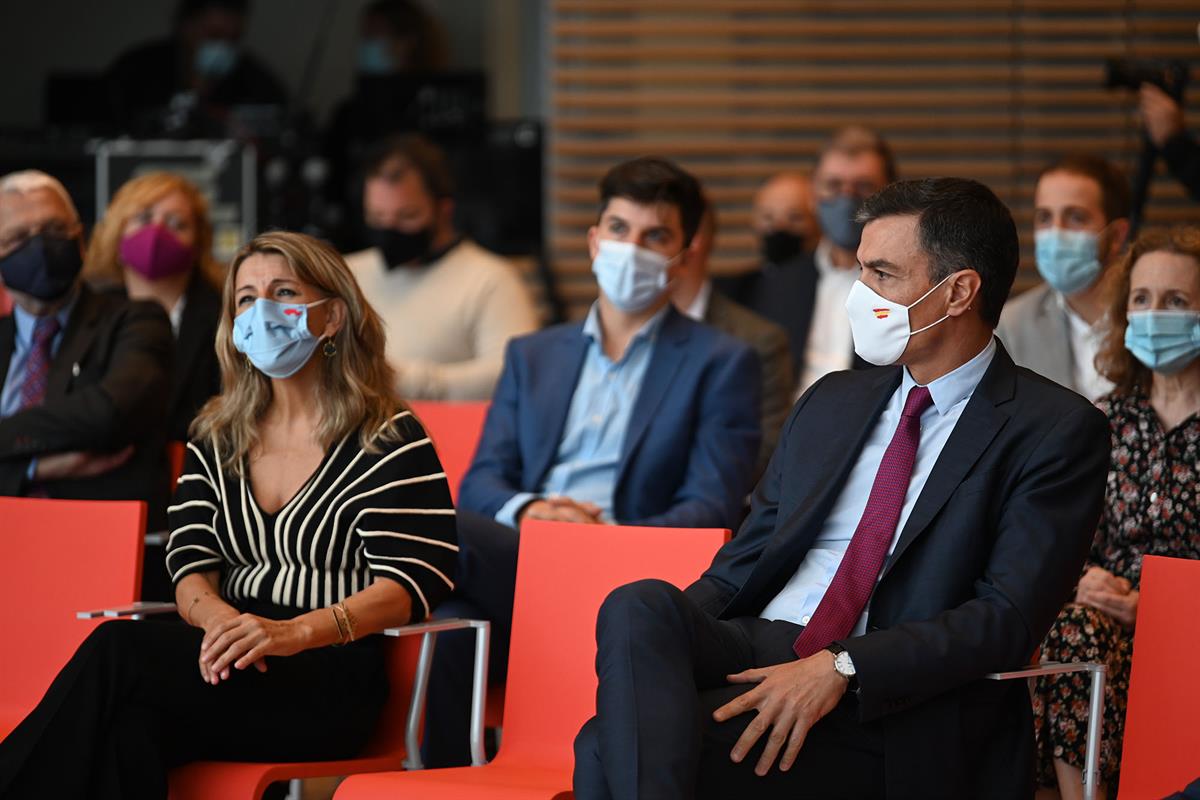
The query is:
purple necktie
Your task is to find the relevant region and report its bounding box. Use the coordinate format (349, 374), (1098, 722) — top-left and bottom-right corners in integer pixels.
(19, 316), (61, 410)
(793, 385), (934, 659)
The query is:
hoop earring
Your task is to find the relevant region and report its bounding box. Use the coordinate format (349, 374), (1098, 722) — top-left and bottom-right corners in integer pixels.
(323, 338), (338, 358)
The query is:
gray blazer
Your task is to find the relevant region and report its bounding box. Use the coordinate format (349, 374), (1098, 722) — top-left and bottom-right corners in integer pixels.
(996, 283), (1078, 394)
(705, 290), (795, 477)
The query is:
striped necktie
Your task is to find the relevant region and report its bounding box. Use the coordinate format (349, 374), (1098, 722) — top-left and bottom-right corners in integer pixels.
(19, 315), (61, 410)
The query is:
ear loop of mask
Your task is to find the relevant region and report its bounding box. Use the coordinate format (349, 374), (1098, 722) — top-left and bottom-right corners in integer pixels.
(906, 273), (956, 337)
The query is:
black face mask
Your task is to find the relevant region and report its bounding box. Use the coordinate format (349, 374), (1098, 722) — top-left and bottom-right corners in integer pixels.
(0, 233), (83, 301)
(364, 225), (434, 269)
(760, 230), (805, 266)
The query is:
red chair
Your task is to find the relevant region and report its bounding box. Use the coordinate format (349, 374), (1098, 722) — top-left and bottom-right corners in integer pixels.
(1117, 555), (1200, 799)
(407, 401), (489, 501)
(0, 497), (145, 740)
(334, 520), (729, 800)
(167, 441), (187, 489)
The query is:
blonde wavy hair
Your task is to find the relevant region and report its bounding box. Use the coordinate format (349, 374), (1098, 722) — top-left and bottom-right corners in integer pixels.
(191, 231), (405, 474)
(1096, 225), (1200, 394)
(83, 171), (222, 288)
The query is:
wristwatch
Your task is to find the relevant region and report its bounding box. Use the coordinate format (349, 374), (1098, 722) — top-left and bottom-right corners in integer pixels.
(825, 643), (858, 691)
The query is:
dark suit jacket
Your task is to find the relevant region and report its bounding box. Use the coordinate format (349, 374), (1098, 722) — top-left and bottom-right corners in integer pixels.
(684, 343), (1110, 799)
(460, 306), (762, 530)
(0, 285), (173, 529)
(168, 275), (222, 441)
(713, 254), (818, 373)
(704, 291), (794, 477)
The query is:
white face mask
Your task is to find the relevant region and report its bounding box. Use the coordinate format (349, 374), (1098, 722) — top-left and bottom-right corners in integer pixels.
(844, 273), (954, 365)
(592, 239), (673, 314)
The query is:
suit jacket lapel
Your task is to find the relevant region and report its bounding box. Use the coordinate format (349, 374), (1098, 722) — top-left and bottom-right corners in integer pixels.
(46, 286), (100, 397)
(617, 309), (688, 477)
(527, 327), (589, 486)
(879, 345), (1017, 580)
(0, 315), (14, 388)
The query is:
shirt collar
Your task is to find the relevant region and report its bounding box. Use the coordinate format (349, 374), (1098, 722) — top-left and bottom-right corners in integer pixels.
(901, 336), (997, 416)
(680, 280), (712, 321)
(582, 301), (671, 347)
(12, 285), (79, 348)
(813, 238), (836, 276)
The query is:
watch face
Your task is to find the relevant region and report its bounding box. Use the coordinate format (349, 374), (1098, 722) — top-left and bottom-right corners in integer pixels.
(835, 651), (856, 676)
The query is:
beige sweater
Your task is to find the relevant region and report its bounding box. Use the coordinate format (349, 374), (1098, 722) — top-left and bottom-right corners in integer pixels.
(344, 240), (538, 401)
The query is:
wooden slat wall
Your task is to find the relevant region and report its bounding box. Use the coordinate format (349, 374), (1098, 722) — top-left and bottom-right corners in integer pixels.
(548, 0), (1200, 318)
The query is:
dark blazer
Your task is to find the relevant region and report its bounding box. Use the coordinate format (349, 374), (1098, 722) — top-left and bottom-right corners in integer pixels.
(684, 342), (1110, 799)
(460, 306), (762, 530)
(168, 275), (222, 441)
(0, 285), (173, 529)
(704, 290), (794, 477)
(713, 254), (819, 373)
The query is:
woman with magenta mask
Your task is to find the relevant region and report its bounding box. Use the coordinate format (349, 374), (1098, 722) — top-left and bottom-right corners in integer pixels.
(0, 231), (457, 798)
(1031, 226), (1200, 800)
(84, 172), (223, 442)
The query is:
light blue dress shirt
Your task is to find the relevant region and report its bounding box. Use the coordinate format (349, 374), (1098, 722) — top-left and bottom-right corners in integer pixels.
(760, 337), (997, 635)
(495, 303), (668, 528)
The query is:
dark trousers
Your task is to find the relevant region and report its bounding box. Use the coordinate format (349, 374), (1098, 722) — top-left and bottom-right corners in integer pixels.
(422, 510), (518, 767)
(0, 604), (387, 800)
(572, 579), (885, 800)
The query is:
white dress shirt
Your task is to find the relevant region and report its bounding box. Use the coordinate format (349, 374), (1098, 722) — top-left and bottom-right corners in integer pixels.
(798, 238), (859, 394)
(760, 337), (997, 635)
(1057, 292), (1114, 402)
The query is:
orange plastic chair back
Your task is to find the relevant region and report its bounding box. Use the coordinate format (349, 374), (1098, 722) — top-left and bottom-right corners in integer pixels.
(0, 497), (145, 739)
(0, 285), (11, 316)
(1117, 555), (1200, 799)
(406, 401), (489, 501)
(499, 520), (728, 770)
(167, 441), (187, 489)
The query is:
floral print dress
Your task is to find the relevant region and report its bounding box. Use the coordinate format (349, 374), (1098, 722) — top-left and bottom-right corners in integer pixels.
(1032, 388), (1200, 787)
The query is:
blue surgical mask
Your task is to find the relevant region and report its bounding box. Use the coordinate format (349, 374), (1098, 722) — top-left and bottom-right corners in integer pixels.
(1124, 310), (1200, 375)
(817, 195), (866, 252)
(233, 297), (330, 379)
(592, 240), (672, 314)
(194, 40), (239, 79)
(357, 38), (395, 75)
(1035, 229), (1103, 295)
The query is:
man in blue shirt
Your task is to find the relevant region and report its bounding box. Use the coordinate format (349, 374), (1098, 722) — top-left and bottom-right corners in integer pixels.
(422, 157), (763, 767)
(0, 171), (172, 590)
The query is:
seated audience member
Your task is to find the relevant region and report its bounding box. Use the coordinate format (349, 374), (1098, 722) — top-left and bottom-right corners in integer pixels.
(343, 134), (538, 400)
(1141, 83), (1200, 201)
(715, 127), (896, 391)
(573, 178), (1111, 800)
(997, 155), (1131, 401)
(0, 170), (173, 532)
(104, 0), (288, 135)
(84, 171), (222, 442)
(671, 195), (794, 476)
(1032, 226), (1200, 799)
(422, 156), (763, 768)
(0, 231), (457, 798)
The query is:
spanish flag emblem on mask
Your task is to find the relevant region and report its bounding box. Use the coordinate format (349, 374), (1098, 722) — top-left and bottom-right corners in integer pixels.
(872, 308), (891, 319)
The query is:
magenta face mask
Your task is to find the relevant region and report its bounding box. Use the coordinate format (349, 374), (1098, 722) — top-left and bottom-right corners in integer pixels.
(119, 224), (195, 281)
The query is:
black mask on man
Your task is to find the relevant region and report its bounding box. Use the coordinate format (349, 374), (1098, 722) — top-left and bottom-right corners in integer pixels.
(0, 233), (83, 300)
(365, 225), (434, 269)
(760, 230), (805, 266)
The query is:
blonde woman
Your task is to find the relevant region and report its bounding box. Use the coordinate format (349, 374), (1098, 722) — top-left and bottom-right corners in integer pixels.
(85, 171), (223, 440)
(0, 232), (457, 799)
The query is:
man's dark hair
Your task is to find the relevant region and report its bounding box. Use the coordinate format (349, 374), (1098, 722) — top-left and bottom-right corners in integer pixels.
(820, 125), (899, 184)
(1038, 154), (1131, 223)
(857, 178), (1019, 328)
(361, 134), (454, 201)
(598, 157), (705, 246)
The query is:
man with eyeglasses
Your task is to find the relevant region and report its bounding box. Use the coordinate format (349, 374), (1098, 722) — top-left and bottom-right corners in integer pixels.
(0, 171), (173, 550)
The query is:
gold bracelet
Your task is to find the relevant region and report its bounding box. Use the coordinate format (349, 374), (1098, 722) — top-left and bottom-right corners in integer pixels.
(185, 591), (213, 625)
(336, 601), (358, 643)
(330, 605), (349, 645)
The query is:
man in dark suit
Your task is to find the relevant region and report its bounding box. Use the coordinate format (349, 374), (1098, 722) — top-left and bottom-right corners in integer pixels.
(423, 156), (763, 767)
(0, 170), (173, 540)
(671, 196), (794, 477)
(574, 178), (1111, 800)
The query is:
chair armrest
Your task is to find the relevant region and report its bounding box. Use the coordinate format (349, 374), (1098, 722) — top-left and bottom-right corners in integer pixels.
(985, 661), (1106, 800)
(385, 618), (491, 769)
(76, 601), (179, 620)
